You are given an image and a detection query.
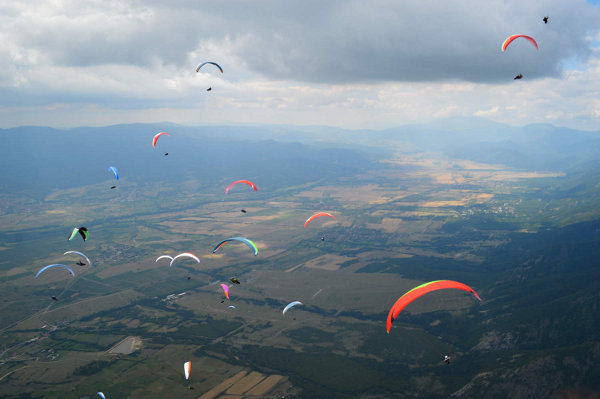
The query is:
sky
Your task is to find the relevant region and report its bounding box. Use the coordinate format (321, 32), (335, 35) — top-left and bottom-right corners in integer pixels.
(0, 0), (598, 130)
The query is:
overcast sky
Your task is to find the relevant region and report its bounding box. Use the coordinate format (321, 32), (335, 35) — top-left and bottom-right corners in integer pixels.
(0, 0), (598, 130)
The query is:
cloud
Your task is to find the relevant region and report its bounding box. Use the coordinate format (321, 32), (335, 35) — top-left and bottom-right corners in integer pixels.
(0, 0), (598, 130)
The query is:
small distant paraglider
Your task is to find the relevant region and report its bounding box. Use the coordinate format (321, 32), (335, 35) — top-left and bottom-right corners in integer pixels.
(304, 212), (336, 228)
(207, 87), (212, 92)
(213, 237), (259, 256)
(196, 62), (223, 74)
(184, 361), (191, 380)
(543, 16), (549, 24)
(97, 392), (106, 399)
(110, 186), (116, 189)
(35, 264), (75, 279)
(152, 132), (170, 148)
(241, 209), (247, 213)
(444, 355), (451, 364)
(64, 251), (92, 266)
(514, 73), (523, 80)
(108, 166), (119, 180)
(170, 253), (200, 267)
(164, 153), (168, 156)
(225, 180), (257, 195)
(68, 227), (89, 242)
(155, 255), (173, 264)
(220, 283), (230, 299)
(502, 35), (538, 52)
(51, 296), (57, 301)
(283, 301), (302, 316)
(230, 277), (240, 285)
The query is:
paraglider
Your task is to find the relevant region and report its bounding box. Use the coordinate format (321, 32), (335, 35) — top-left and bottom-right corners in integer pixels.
(283, 301), (302, 316)
(386, 280), (481, 333)
(514, 73), (523, 80)
(321, 236), (325, 242)
(444, 355), (451, 364)
(502, 35), (538, 51)
(35, 264), (75, 279)
(230, 277), (240, 285)
(110, 186), (116, 189)
(64, 251), (92, 267)
(220, 283), (230, 299)
(68, 227), (89, 241)
(152, 132), (170, 148)
(207, 87), (212, 92)
(170, 253), (200, 267)
(184, 361), (191, 380)
(213, 237), (259, 256)
(543, 16), (549, 24)
(228, 305), (236, 309)
(196, 62), (223, 73)
(225, 180), (257, 195)
(155, 255), (173, 263)
(241, 209), (247, 213)
(108, 166), (119, 180)
(304, 212), (336, 228)
(51, 296), (57, 301)
(164, 153), (168, 156)
(97, 393), (106, 399)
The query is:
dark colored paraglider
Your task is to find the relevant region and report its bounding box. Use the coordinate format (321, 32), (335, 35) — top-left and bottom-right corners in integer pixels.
(241, 209), (247, 213)
(514, 74), (523, 80)
(207, 87), (212, 91)
(220, 300), (225, 303)
(230, 277), (240, 285)
(111, 186), (116, 189)
(76, 261), (86, 266)
(187, 276), (191, 280)
(51, 296), (57, 301)
(444, 355), (451, 364)
(543, 16), (549, 24)
(321, 236), (325, 241)
(164, 153), (168, 156)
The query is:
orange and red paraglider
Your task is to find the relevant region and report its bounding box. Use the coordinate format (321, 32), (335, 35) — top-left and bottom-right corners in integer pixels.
(152, 132), (170, 148)
(502, 35), (538, 51)
(386, 280), (481, 333)
(225, 180), (257, 195)
(304, 212), (336, 228)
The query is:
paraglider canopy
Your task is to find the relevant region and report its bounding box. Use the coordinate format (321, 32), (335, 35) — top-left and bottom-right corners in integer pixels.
(68, 227), (89, 241)
(213, 237), (259, 256)
(543, 16), (548, 24)
(283, 301), (303, 315)
(170, 253), (200, 267)
(220, 283), (230, 299)
(304, 212), (336, 228)
(64, 251), (92, 266)
(152, 132), (170, 148)
(108, 166), (119, 180)
(386, 280), (481, 333)
(196, 62), (223, 73)
(230, 277), (240, 284)
(184, 361), (191, 380)
(35, 264), (75, 279)
(225, 180), (257, 195)
(502, 34), (538, 51)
